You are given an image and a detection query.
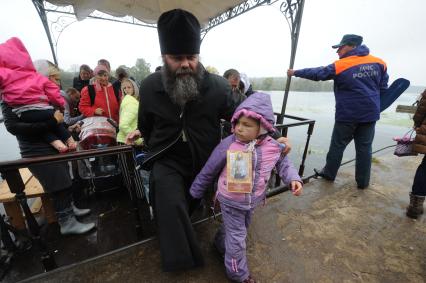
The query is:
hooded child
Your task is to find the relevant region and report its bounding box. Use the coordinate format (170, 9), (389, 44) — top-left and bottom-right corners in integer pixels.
(0, 37), (76, 153)
(190, 92), (303, 283)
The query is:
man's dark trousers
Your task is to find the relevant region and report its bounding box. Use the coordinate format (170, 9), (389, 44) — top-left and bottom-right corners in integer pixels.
(412, 155), (426, 196)
(322, 121), (376, 188)
(150, 157), (204, 271)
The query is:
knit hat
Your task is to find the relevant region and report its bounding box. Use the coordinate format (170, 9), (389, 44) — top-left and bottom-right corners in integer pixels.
(157, 9), (201, 55)
(94, 64), (109, 75)
(33, 59), (59, 77)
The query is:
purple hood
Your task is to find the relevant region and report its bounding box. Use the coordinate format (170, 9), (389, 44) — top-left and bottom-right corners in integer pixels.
(231, 92), (275, 133)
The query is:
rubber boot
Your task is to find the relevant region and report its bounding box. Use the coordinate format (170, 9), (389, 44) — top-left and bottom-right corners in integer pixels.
(313, 168), (334, 181)
(71, 201), (91, 217)
(57, 209), (95, 235)
(406, 193), (425, 219)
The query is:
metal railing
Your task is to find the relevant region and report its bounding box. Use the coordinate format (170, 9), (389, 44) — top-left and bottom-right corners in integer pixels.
(0, 114), (315, 273)
(0, 146), (143, 272)
(266, 113), (316, 197)
(275, 113), (315, 176)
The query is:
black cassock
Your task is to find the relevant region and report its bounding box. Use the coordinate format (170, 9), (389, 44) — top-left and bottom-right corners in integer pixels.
(150, 141), (204, 271)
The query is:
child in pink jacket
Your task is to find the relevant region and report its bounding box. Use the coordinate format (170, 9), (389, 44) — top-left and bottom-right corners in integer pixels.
(0, 37), (75, 153)
(190, 92), (303, 283)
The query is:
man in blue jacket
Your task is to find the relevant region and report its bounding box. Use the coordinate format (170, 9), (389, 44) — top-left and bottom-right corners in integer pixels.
(287, 34), (389, 189)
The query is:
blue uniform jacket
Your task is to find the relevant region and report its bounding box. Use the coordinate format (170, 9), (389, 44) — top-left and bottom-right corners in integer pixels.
(294, 45), (389, 122)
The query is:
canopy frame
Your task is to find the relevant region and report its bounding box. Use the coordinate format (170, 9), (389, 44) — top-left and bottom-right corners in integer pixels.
(2, 0), (312, 273)
(32, 0), (279, 65)
(4, 0), (306, 125)
(278, 0), (305, 122)
(31, 0), (304, 72)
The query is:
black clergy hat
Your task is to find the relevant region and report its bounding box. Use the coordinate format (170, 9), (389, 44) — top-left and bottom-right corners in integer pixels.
(157, 9), (201, 55)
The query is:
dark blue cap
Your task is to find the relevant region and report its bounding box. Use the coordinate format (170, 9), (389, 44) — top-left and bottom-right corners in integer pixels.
(332, 34), (363, 49)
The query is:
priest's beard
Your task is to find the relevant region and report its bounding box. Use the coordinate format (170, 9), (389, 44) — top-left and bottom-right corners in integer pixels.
(162, 62), (204, 108)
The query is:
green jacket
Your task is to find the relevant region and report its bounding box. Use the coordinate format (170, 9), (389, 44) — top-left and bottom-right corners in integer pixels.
(117, 94), (142, 145)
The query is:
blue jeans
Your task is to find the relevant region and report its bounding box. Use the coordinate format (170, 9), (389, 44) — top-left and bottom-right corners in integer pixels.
(323, 122), (376, 188)
(412, 155), (426, 196)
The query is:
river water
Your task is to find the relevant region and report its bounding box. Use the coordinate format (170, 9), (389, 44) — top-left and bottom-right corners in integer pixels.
(0, 91), (418, 177)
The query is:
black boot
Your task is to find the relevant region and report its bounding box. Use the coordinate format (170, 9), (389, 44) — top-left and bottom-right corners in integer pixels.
(313, 168), (334, 181)
(406, 193), (425, 219)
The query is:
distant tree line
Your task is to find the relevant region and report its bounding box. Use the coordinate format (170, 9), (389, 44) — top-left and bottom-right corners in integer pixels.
(59, 60), (423, 94)
(250, 77), (425, 93)
(251, 77), (333, 92)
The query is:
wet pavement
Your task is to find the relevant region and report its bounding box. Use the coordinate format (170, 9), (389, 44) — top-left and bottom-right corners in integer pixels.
(9, 149), (426, 282)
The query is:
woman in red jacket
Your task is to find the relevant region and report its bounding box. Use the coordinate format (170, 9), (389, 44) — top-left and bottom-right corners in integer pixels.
(79, 64), (120, 124)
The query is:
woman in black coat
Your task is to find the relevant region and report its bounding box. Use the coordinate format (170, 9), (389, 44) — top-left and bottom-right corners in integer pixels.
(1, 102), (95, 235)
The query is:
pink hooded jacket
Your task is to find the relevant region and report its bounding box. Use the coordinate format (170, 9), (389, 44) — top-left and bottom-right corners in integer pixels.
(0, 37), (64, 108)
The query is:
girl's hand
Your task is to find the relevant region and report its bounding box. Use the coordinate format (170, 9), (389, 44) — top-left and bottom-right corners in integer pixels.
(277, 137), (291, 155)
(126, 130), (141, 145)
(291, 181), (303, 196)
(68, 123), (81, 133)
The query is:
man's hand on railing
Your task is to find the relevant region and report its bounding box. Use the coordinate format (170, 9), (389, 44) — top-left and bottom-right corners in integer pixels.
(277, 137), (291, 155)
(68, 123), (81, 133)
(126, 130), (142, 145)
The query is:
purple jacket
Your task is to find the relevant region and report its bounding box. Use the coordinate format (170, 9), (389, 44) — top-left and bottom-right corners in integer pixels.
(190, 92), (301, 210)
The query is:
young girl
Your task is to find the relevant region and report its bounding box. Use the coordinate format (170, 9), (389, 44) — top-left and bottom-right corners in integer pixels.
(190, 92), (303, 283)
(117, 78), (142, 145)
(0, 37), (76, 153)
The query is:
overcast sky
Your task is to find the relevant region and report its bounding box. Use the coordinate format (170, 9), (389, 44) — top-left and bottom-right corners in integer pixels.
(1, 0), (425, 86)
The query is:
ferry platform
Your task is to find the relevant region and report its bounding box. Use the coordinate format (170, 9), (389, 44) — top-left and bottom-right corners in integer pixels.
(9, 150), (426, 282)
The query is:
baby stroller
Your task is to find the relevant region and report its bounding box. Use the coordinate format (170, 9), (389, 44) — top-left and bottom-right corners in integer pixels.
(77, 117), (122, 192)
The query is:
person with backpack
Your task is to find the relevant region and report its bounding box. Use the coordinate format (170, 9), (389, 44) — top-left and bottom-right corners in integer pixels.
(79, 64), (121, 124)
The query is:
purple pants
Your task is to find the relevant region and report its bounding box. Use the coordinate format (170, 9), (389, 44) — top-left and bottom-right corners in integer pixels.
(215, 202), (254, 282)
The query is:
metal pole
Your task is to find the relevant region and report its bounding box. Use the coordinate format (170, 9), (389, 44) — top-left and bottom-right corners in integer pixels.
(277, 0), (305, 124)
(121, 152), (144, 240)
(32, 0), (58, 65)
(298, 122), (314, 176)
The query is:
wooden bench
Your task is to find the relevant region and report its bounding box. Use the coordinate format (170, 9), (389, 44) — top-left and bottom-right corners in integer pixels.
(0, 168), (56, 229)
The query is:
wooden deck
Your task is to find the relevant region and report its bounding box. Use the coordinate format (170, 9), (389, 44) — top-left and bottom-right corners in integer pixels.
(4, 149), (426, 282)
(0, 168), (56, 229)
